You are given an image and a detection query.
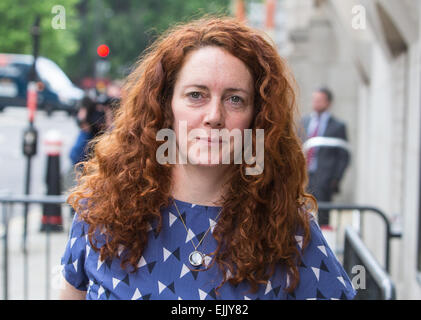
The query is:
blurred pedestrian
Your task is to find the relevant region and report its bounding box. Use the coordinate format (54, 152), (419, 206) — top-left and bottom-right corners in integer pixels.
(96, 93), (119, 132)
(69, 96), (97, 166)
(60, 17), (355, 300)
(301, 88), (350, 227)
(69, 94), (116, 166)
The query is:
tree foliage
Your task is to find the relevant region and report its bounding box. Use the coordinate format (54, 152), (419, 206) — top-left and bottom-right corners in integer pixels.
(0, 0), (230, 83)
(68, 0), (231, 82)
(0, 0), (80, 71)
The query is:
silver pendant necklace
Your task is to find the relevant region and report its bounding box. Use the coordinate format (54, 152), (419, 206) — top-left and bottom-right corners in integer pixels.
(173, 199), (222, 267)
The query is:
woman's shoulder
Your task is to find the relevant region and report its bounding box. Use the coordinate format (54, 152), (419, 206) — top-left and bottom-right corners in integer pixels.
(66, 198), (108, 247)
(292, 217), (357, 300)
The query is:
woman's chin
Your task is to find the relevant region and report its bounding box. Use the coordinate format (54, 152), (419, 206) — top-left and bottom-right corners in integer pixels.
(188, 156), (226, 167)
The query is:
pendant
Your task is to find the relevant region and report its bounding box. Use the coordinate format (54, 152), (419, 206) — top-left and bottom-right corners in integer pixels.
(189, 250), (204, 267)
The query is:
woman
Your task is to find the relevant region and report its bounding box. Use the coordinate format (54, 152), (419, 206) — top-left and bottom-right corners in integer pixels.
(60, 17), (356, 300)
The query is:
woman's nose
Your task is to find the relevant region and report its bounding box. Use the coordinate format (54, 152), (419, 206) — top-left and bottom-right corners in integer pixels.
(203, 98), (224, 128)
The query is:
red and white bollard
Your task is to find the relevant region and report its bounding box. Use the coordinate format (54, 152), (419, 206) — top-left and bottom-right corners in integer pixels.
(27, 81), (38, 123)
(40, 130), (63, 232)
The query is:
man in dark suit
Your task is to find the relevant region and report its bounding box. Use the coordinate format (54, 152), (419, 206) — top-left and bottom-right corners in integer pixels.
(300, 88), (350, 227)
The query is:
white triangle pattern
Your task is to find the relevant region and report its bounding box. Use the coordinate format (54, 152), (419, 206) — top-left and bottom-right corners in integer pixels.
(225, 269), (233, 280)
(158, 280), (166, 294)
(72, 259), (78, 272)
(203, 255), (212, 267)
(132, 288), (142, 300)
(169, 212), (177, 227)
(97, 258), (104, 271)
(163, 247), (172, 262)
(118, 245), (125, 257)
(180, 264), (190, 279)
(337, 276), (346, 287)
(318, 245), (328, 257)
(112, 277), (121, 289)
(264, 281), (272, 295)
(209, 218), (217, 233)
(295, 235), (303, 249)
(70, 237), (77, 248)
(146, 222), (153, 232)
(286, 273), (290, 288)
(98, 285), (105, 298)
(312, 267), (320, 281)
(198, 289), (207, 300)
(137, 256), (147, 268)
(185, 228), (196, 243)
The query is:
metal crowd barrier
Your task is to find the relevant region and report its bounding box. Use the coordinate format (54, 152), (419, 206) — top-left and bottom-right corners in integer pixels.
(0, 194), (68, 300)
(317, 202), (402, 273)
(317, 202), (401, 299)
(343, 226), (396, 300)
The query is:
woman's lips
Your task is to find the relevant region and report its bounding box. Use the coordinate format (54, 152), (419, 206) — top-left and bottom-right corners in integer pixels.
(195, 137), (224, 144)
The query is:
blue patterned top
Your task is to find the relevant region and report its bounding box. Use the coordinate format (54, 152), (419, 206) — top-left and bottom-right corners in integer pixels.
(61, 198), (356, 300)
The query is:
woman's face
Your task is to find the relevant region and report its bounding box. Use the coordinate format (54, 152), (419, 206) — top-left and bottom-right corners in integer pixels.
(171, 46), (255, 166)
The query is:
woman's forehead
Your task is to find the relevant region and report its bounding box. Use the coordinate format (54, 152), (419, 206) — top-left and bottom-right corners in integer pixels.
(175, 46), (253, 92)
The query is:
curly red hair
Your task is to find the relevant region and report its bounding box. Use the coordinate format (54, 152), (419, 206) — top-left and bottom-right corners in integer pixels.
(68, 16), (316, 295)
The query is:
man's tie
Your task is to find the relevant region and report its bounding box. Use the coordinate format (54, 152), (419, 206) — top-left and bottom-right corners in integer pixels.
(306, 116), (320, 168)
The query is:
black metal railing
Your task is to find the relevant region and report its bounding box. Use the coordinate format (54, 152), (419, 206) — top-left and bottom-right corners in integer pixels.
(0, 194), (68, 300)
(343, 226), (396, 300)
(317, 202), (402, 273)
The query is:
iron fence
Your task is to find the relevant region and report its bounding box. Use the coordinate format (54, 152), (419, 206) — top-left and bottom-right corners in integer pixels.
(343, 226), (396, 299)
(317, 202), (402, 273)
(0, 194), (68, 300)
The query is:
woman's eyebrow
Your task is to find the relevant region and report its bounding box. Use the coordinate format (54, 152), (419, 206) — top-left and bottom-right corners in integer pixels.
(182, 84), (208, 91)
(225, 88), (250, 94)
(182, 84), (250, 94)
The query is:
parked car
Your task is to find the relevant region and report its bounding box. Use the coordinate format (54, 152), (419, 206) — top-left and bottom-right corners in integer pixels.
(0, 53), (84, 116)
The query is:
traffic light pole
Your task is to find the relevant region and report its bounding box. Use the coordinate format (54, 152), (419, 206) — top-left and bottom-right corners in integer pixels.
(22, 15), (40, 300)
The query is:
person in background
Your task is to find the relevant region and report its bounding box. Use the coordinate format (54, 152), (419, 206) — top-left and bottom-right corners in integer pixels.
(300, 87), (350, 228)
(68, 95), (112, 217)
(70, 93), (117, 166)
(70, 96), (97, 166)
(70, 97), (105, 166)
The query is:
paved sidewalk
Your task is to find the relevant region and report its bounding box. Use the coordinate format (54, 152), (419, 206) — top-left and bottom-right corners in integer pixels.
(0, 206), (73, 300)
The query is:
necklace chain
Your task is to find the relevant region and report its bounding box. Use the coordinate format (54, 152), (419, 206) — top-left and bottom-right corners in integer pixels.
(172, 199), (222, 251)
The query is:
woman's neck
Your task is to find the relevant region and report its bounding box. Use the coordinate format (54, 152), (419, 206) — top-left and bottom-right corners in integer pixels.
(171, 164), (229, 206)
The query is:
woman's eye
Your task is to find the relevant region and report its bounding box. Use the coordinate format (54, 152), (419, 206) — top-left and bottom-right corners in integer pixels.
(188, 92), (202, 99)
(229, 95), (244, 104)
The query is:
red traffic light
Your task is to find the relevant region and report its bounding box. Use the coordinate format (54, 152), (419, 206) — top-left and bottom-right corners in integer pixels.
(97, 44), (110, 58)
